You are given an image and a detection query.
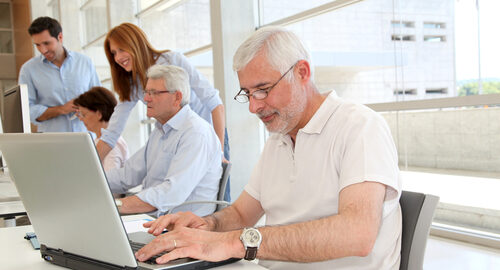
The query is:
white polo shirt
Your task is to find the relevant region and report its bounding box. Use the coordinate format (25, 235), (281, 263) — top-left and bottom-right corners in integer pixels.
(245, 91), (402, 270)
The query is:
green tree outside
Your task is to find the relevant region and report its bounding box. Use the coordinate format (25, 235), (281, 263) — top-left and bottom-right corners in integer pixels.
(458, 81), (500, 96)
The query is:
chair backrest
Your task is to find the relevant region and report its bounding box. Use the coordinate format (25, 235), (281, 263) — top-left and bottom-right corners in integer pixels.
(216, 162), (232, 211)
(399, 190), (439, 270)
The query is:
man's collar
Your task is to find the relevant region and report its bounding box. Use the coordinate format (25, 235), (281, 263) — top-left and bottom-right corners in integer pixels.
(276, 91), (339, 146)
(40, 53), (48, 63)
(300, 91), (339, 135)
(41, 47), (71, 64)
(154, 105), (191, 133)
(65, 48), (73, 59)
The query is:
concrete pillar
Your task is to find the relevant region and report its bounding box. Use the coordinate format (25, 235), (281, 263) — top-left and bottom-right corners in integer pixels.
(210, 0), (263, 201)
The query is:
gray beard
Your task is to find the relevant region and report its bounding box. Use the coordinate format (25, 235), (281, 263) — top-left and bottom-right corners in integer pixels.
(265, 84), (307, 135)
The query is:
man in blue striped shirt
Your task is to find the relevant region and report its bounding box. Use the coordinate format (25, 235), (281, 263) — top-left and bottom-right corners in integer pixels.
(19, 17), (100, 132)
(106, 65), (222, 217)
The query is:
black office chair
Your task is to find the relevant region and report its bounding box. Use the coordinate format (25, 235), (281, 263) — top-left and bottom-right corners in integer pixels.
(167, 162), (232, 214)
(399, 190), (439, 270)
(215, 162), (232, 211)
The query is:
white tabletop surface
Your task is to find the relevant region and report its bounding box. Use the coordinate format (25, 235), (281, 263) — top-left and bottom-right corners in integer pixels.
(0, 171), (21, 202)
(0, 171), (26, 218)
(0, 215), (267, 270)
(0, 200), (25, 217)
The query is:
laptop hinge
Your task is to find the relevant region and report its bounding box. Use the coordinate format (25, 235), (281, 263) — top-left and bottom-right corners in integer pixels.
(41, 244), (137, 270)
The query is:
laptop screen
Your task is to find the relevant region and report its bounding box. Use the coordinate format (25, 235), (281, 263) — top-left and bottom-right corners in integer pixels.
(0, 133), (137, 267)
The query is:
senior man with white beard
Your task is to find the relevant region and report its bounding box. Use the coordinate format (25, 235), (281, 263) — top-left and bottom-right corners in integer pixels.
(135, 26), (402, 270)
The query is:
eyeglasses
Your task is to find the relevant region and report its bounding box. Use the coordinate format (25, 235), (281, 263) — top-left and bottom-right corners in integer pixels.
(75, 108), (89, 119)
(75, 111), (86, 118)
(143, 89), (176, 96)
(234, 61), (298, 103)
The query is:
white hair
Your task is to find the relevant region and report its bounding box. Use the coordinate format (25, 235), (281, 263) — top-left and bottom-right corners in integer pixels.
(233, 26), (314, 82)
(146, 65), (190, 106)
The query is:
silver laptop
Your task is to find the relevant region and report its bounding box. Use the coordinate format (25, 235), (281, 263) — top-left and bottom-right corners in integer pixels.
(0, 132), (237, 270)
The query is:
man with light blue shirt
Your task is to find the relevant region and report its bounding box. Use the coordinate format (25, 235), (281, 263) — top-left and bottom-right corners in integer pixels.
(19, 17), (100, 132)
(106, 65), (222, 217)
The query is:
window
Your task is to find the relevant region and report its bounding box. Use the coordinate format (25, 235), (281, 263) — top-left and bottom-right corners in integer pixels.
(425, 88), (447, 94)
(394, 89), (417, 95)
(424, 22), (446, 29)
(374, 94), (500, 237)
(456, 0), (500, 96)
(424, 35), (446, 42)
(80, 0), (108, 43)
(138, 0), (214, 82)
(260, 0), (500, 240)
(186, 50), (214, 85)
(392, 34), (415, 41)
(0, 31), (12, 53)
(260, 0), (334, 25)
(109, 0), (137, 26)
(0, 2), (11, 28)
(47, 0), (60, 20)
(139, 0), (161, 10)
(139, 0), (211, 53)
(391, 20), (414, 28)
(0, 2), (12, 54)
(0, 79), (16, 92)
(84, 40), (110, 81)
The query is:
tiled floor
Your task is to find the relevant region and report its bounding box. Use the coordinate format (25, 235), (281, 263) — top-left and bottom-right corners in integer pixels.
(425, 236), (500, 270)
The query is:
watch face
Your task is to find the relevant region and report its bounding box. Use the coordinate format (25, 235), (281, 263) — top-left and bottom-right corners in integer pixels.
(242, 229), (261, 247)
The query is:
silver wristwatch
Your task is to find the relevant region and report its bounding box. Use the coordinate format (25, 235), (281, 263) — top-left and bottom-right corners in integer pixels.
(240, 227), (262, 260)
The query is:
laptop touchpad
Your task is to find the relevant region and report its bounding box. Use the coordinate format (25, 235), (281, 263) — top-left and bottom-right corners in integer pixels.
(128, 231), (156, 244)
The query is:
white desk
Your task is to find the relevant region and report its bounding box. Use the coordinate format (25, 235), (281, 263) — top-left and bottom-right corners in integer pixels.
(0, 171), (21, 202)
(0, 221), (267, 269)
(0, 201), (26, 225)
(0, 171), (26, 226)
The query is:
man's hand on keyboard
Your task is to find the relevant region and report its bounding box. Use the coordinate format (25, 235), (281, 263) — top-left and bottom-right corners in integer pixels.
(144, 211), (209, 236)
(135, 227), (243, 264)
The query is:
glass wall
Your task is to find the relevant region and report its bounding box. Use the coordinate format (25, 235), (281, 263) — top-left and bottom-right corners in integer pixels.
(139, 0), (211, 53)
(47, 0), (60, 20)
(80, 0), (108, 43)
(259, 0), (334, 25)
(455, 0), (500, 96)
(271, 0), (455, 103)
(138, 0), (213, 82)
(259, 0), (500, 235)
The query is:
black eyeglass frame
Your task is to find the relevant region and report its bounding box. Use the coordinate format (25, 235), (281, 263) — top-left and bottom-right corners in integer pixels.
(233, 61), (299, 103)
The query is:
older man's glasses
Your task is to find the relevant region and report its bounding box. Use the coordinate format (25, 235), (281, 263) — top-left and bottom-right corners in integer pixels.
(143, 89), (176, 96)
(234, 62), (298, 103)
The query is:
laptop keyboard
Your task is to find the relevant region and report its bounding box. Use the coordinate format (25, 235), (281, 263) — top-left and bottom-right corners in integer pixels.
(129, 240), (168, 265)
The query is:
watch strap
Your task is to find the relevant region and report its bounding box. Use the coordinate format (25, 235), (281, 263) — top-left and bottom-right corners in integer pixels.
(244, 247), (258, 260)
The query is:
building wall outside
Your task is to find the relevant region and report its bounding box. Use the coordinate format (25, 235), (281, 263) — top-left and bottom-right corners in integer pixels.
(286, 0), (455, 104)
(382, 107), (500, 173)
